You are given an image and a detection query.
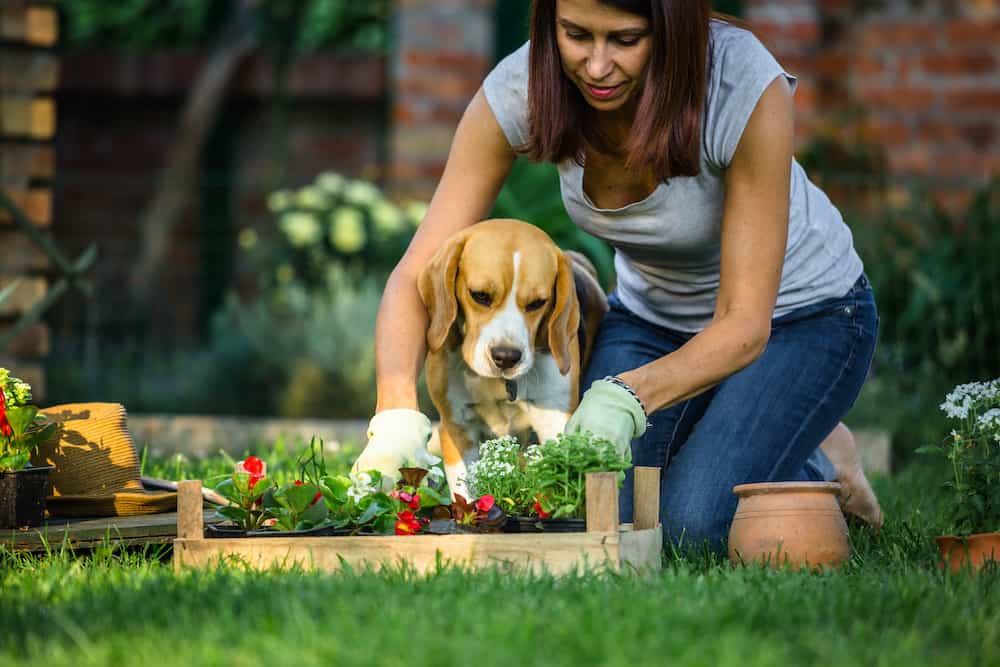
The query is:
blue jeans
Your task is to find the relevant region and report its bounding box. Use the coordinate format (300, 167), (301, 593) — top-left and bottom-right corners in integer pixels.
(582, 274), (879, 552)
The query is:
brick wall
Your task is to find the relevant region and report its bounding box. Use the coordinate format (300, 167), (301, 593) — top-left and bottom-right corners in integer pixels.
(746, 0), (998, 213)
(389, 0), (497, 201)
(1, 1), (59, 399)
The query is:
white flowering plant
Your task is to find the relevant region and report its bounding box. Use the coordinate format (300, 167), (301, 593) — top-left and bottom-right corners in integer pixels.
(256, 171), (427, 289)
(466, 432), (630, 519)
(918, 378), (1000, 535)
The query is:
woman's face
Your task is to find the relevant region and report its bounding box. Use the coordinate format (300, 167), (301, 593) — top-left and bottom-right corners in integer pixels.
(554, 0), (652, 114)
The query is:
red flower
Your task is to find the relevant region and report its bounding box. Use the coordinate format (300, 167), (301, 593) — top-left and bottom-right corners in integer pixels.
(408, 494), (421, 511)
(248, 474), (263, 491)
(475, 495), (495, 513)
(294, 479), (303, 486)
(0, 391), (13, 439)
(533, 496), (551, 519)
(241, 456), (265, 475)
(312, 491), (323, 506)
(395, 510), (421, 536)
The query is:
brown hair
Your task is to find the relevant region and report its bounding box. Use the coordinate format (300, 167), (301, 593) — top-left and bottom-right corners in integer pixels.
(522, 0), (713, 182)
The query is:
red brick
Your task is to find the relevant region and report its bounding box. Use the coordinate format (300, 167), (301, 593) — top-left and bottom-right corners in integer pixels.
(0, 323), (49, 357)
(945, 19), (1000, 47)
(943, 89), (1000, 112)
(858, 85), (937, 111)
(867, 119), (910, 145)
(919, 52), (996, 76)
(861, 22), (938, 48)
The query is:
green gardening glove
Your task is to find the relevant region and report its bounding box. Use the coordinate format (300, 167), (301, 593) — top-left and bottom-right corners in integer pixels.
(564, 378), (647, 460)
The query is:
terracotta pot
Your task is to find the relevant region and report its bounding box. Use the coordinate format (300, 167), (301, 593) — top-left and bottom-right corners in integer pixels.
(728, 481), (850, 570)
(936, 533), (1000, 572)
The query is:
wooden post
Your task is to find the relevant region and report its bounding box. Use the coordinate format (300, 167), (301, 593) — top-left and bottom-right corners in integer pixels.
(177, 480), (203, 540)
(585, 472), (619, 533)
(633, 466), (660, 531)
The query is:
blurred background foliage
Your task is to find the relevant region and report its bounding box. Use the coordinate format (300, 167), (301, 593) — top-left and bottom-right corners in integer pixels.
(61, 0), (391, 53)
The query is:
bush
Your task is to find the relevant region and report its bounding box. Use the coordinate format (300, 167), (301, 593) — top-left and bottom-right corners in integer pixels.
(847, 181), (1000, 460)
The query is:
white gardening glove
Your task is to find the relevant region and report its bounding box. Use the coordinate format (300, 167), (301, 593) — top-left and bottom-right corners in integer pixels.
(351, 409), (434, 489)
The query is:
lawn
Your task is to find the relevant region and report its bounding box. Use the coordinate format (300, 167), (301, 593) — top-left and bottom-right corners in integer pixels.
(1, 442), (997, 667)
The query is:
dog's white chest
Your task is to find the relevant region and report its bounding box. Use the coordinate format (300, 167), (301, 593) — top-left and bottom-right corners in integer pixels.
(446, 350), (572, 445)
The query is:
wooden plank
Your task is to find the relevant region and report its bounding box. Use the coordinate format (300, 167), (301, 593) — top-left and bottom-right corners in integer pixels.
(0, 6), (58, 46)
(585, 472), (619, 533)
(633, 466), (660, 531)
(0, 188), (51, 226)
(0, 276), (47, 315)
(177, 481), (203, 539)
(0, 230), (49, 272)
(0, 144), (55, 184)
(174, 532), (622, 575)
(0, 50), (59, 92)
(0, 322), (49, 357)
(3, 512), (223, 552)
(619, 527), (663, 575)
(0, 97), (55, 139)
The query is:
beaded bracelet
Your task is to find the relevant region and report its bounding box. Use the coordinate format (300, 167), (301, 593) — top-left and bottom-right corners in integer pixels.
(602, 375), (648, 418)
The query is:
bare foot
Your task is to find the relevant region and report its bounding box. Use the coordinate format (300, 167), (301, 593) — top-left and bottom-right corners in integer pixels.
(819, 422), (884, 531)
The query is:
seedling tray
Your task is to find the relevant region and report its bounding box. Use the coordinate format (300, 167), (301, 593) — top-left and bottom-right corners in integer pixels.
(173, 468), (662, 575)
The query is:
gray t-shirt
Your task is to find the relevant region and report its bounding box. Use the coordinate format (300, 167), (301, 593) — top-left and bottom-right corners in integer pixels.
(482, 19), (863, 333)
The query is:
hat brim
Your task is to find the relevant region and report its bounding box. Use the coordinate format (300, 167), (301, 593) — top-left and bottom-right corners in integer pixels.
(45, 490), (177, 517)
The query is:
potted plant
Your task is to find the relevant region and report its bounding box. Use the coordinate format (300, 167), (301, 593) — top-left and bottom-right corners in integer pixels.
(919, 378), (1000, 571)
(0, 368), (57, 528)
(466, 433), (630, 532)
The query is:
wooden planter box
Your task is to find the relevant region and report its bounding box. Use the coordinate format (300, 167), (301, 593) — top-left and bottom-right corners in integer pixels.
(173, 468), (663, 575)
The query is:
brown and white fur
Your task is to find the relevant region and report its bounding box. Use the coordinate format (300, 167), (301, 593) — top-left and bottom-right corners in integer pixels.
(418, 219), (607, 499)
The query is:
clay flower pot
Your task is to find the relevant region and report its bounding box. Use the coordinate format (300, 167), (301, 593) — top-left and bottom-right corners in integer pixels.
(936, 532), (1000, 572)
(728, 481), (850, 570)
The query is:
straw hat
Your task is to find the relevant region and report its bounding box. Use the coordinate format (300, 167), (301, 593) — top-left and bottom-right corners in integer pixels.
(31, 402), (176, 517)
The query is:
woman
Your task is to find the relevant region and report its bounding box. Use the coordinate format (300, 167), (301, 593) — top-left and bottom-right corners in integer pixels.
(353, 0), (883, 550)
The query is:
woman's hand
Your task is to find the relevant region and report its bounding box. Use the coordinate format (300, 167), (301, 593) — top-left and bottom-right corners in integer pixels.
(351, 409), (435, 488)
(564, 378), (647, 458)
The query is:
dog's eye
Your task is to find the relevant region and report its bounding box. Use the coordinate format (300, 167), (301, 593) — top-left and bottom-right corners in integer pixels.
(526, 299), (547, 312)
(469, 291), (492, 306)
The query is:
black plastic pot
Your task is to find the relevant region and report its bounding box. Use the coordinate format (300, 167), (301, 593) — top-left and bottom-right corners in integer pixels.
(205, 523), (374, 538)
(0, 466), (53, 529)
(503, 515), (586, 533)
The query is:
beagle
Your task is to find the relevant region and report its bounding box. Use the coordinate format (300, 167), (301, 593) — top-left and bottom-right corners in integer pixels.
(418, 219), (608, 499)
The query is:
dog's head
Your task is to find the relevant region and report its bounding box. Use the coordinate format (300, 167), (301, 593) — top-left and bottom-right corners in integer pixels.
(418, 219), (580, 378)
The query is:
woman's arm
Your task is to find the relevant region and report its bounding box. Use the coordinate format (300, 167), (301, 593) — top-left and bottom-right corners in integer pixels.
(617, 75), (795, 412)
(374, 89), (517, 412)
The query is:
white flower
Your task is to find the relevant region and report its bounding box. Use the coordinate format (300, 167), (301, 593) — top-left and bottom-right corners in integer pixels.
(279, 211), (323, 248)
(978, 408), (1000, 431)
(267, 189), (294, 213)
(343, 180), (380, 206)
(316, 172), (345, 195)
(329, 207), (366, 253)
(426, 466), (445, 485)
(295, 185), (327, 210)
(346, 486), (368, 502)
(350, 471), (373, 487)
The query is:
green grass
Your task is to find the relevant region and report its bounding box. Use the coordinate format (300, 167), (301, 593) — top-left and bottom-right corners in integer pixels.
(2, 449), (998, 666)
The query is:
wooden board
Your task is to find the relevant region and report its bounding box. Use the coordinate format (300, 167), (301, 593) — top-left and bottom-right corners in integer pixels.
(174, 531), (641, 576)
(0, 276), (47, 316)
(0, 231), (49, 272)
(0, 188), (52, 226)
(0, 322), (49, 357)
(3, 512), (221, 553)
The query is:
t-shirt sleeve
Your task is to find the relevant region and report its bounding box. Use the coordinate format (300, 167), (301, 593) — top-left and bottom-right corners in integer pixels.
(481, 41), (531, 150)
(703, 24), (797, 170)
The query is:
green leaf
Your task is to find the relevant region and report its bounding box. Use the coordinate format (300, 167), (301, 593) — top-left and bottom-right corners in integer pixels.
(217, 506), (248, 524)
(214, 478), (241, 503)
(5, 406), (38, 437)
(372, 513), (397, 534)
(357, 494), (393, 525)
(417, 486), (450, 508)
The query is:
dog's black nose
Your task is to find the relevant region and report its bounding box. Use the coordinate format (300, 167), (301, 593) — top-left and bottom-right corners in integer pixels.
(490, 345), (522, 370)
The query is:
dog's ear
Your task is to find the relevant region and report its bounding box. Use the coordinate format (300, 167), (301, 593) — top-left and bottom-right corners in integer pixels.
(418, 233), (467, 352)
(546, 250), (581, 375)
